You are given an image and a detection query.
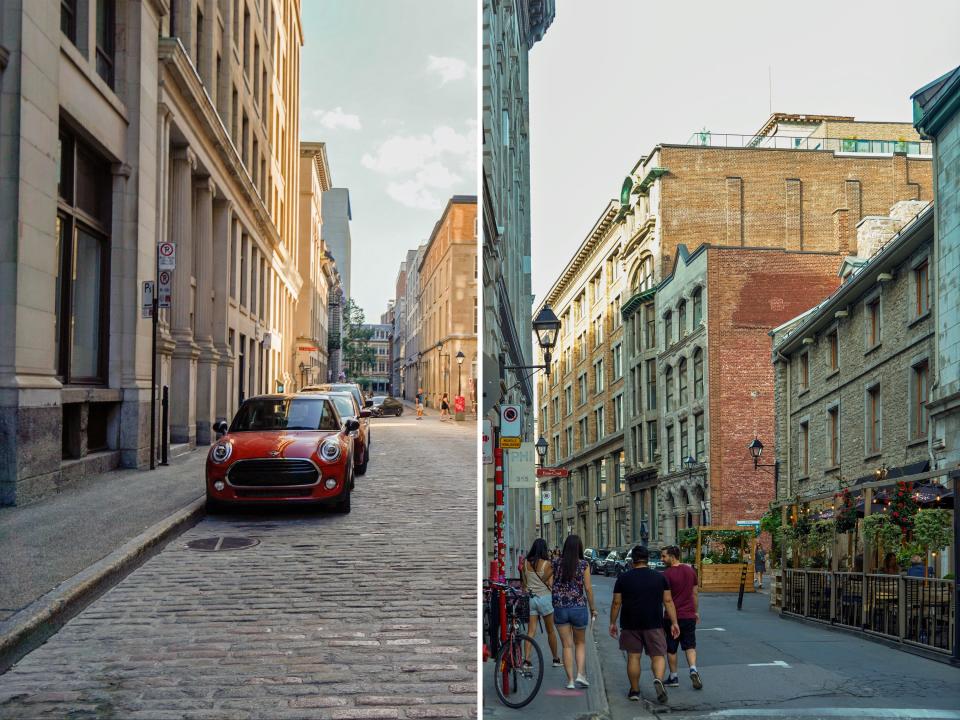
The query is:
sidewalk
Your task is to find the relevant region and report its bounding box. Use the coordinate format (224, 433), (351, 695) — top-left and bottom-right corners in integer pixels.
(482, 624), (609, 719)
(400, 399), (477, 430)
(0, 449), (206, 668)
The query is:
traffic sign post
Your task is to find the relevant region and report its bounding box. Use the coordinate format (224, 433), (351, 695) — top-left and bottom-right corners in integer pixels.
(157, 242), (176, 270)
(158, 270), (172, 308)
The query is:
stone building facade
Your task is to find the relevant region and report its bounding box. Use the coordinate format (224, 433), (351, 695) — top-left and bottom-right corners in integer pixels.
(402, 244), (425, 403)
(0, 0), (305, 505)
(536, 203), (629, 551)
(913, 66), (960, 474)
(482, 0), (555, 574)
(419, 196), (478, 410)
(392, 262), (407, 398)
(772, 205), (935, 507)
(611, 115), (933, 545)
(294, 142), (335, 389)
(355, 324), (391, 394)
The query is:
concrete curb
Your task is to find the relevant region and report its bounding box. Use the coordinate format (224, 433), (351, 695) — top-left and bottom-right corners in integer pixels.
(585, 621), (612, 720)
(0, 496), (205, 674)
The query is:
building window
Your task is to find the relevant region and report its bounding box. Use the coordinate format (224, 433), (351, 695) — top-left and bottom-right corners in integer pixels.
(693, 348), (704, 399)
(827, 405), (840, 466)
(646, 359), (657, 410)
(799, 352), (809, 391)
(56, 125), (112, 384)
(665, 366), (674, 412)
(866, 384), (882, 455)
(692, 287), (703, 327)
(678, 358), (688, 406)
(593, 316), (604, 346)
(612, 343), (623, 380)
(678, 300), (687, 339)
(799, 420), (809, 476)
(915, 260), (929, 317)
(615, 506), (627, 545)
(564, 385), (573, 415)
(664, 311), (673, 347)
(565, 427), (573, 457)
(579, 468), (589, 499)
(599, 458), (607, 497)
(694, 412), (705, 460)
(912, 361), (929, 439)
(866, 297), (881, 347)
(95, 0), (116, 87)
(594, 359), (605, 394)
(644, 304), (656, 349)
(827, 329), (839, 371)
(578, 373), (587, 405)
(666, 424), (675, 472)
(61, 0), (77, 43)
(614, 394), (623, 431)
(632, 254), (654, 292)
(579, 417), (589, 448)
(596, 511), (608, 548)
(647, 420), (658, 464)
(577, 332), (587, 361)
(595, 406), (605, 441)
(679, 418), (689, 463)
(611, 295), (622, 329)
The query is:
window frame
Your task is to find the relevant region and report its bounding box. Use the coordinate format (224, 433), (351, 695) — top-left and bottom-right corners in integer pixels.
(826, 402), (840, 468)
(910, 359), (929, 440)
(865, 382), (882, 456)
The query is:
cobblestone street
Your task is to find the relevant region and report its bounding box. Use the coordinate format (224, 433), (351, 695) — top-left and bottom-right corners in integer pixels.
(0, 413), (477, 719)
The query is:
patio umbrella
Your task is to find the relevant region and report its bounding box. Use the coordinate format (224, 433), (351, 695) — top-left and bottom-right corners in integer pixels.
(855, 494), (888, 516)
(809, 507), (836, 521)
(911, 483), (954, 509)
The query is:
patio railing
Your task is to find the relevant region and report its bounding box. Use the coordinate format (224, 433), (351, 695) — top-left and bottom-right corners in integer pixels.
(782, 570), (955, 655)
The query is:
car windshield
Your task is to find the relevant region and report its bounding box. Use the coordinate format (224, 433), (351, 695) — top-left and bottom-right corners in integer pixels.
(372, 396), (386, 403)
(229, 398), (340, 432)
(329, 395), (356, 419)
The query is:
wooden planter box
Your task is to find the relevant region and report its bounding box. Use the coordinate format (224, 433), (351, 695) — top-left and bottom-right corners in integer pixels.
(700, 563), (755, 592)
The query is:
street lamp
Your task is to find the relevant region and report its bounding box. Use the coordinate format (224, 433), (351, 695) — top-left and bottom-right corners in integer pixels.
(456, 350), (465, 395)
(594, 494), (603, 547)
(535, 435), (548, 467)
(504, 304), (562, 378)
(748, 437), (780, 484)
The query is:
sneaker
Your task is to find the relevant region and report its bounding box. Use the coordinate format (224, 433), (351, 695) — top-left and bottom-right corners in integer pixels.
(690, 670), (703, 690)
(653, 678), (668, 704)
(552, 657), (562, 667)
(566, 679), (576, 690)
(627, 689), (641, 702)
(664, 675), (679, 687)
(575, 674), (589, 687)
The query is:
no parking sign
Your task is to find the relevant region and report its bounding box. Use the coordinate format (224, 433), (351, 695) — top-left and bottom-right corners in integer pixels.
(158, 270), (172, 308)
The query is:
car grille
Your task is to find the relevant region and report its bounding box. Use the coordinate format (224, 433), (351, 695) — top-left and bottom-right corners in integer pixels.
(235, 487), (313, 498)
(228, 459), (319, 487)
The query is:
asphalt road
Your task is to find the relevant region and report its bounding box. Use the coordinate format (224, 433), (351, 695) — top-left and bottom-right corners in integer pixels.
(0, 412), (477, 719)
(591, 573), (960, 720)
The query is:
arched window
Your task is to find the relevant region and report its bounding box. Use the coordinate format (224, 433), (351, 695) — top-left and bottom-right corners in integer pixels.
(678, 300), (687, 338)
(631, 254), (654, 293)
(665, 365), (674, 412)
(692, 287), (703, 327)
(693, 348), (704, 399)
(678, 358), (688, 405)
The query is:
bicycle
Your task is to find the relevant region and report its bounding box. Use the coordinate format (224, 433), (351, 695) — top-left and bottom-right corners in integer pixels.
(484, 580), (544, 708)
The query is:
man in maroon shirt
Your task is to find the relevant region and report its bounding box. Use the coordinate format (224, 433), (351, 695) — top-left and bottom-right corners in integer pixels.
(660, 545), (702, 689)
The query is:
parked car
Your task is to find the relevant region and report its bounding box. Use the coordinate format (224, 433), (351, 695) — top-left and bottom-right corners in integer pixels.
(205, 394), (357, 514)
(584, 548), (610, 575)
(602, 550), (633, 577)
(320, 391), (372, 475)
(303, 383), (371, 415)
(371, 395), (403, 417)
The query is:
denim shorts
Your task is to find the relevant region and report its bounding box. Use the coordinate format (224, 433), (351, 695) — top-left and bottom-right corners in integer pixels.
(553, 605), (589, 628)
(528, 594), (554, 617)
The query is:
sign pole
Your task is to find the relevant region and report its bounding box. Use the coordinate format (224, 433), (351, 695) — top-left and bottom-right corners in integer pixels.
(150, 293), (158, 470)
(494, 446), (505, 580)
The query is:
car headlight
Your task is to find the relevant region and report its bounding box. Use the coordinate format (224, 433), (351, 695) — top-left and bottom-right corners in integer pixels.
(210, 441), (232, 464)
(319, 439), (341, 463)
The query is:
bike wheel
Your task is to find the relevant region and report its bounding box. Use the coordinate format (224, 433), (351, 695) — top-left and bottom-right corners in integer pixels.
(493, 633), (544, 709)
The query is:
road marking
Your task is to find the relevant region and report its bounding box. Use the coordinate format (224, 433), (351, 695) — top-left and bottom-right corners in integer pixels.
(701, 627), (726, 631)
(747, 660), (790, 667)
(543, 689), (584, 697)
(695, 711), (960, 719)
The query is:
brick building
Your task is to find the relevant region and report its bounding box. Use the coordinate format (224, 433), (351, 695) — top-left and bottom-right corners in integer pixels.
(772, 204), (935, 568)
(419, 196), (478, 410)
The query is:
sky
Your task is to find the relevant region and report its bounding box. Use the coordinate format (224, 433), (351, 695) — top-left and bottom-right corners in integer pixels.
(528, 0), (960, 302)
(300, 1), (477, 322)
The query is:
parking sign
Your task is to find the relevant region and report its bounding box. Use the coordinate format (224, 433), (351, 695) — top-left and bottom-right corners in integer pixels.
(158, 270), (172, 308)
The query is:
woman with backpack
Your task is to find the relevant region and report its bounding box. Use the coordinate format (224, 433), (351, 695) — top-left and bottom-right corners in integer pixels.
(521, 538), (561, 668)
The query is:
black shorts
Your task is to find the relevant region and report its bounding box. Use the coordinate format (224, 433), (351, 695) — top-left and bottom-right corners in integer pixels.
(664, 618), (696, 653)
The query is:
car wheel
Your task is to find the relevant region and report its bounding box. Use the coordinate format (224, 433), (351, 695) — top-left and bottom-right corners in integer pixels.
(333, 486), (351, 514)
(205, 492), (224, 515)
(396, 408), (403, 416)
(357, 446), (369, 476)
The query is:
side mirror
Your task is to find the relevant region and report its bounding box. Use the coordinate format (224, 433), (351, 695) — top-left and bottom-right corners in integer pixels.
(214, 420), (228, 436)
(360, 409), (372, 418)
(364, 399), (373, 408)
(344, 419), (360, 433)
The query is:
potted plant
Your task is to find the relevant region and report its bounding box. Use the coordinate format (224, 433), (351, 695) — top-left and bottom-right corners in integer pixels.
(912, 509), (953, 578)
(862, 513), (902, 561)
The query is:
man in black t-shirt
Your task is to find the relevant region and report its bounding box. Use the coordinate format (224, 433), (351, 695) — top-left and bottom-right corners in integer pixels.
(609, 545), (680, 704)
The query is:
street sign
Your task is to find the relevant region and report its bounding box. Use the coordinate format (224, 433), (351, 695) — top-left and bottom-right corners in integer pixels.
(499, 403), (522, 438)
(499, 437), (521, 450)
(536, 467), (570, 478)
(158, 242), (176, 269)
(736, 520), (761, 527)
(507, 441), (536, 489)
(482, 419), (493, 464)
(158, 270), (172, 308)
(141, 281), (154, 318)
(541, 490), (553, 512)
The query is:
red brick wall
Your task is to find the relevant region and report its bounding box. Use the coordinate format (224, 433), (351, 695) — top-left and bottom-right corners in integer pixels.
(706, 248), (842, 527)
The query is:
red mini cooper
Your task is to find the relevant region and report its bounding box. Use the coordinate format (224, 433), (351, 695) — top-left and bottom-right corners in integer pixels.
(205, 394), (358, 514)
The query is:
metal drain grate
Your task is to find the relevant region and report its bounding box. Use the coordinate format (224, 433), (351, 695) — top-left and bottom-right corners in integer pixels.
(186, 536), (260, 552)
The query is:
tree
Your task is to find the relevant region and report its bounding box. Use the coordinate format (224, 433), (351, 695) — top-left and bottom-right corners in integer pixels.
(341, 299), (375, 380)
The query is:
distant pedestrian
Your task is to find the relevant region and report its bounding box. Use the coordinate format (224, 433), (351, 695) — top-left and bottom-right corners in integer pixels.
(440, 393), (450, 421)
(609, 545), (679, 704)
(522, 538), (560, 668)
(660, 545), (702, 690)
(906, 554), (933, 578)
(881, 552), (900, 575)
(416, 388), (424, 420)
(754, 546), (766, 588)
(551, 534), (596, 689)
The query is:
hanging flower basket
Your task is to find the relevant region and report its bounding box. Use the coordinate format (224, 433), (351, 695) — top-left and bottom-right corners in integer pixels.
(834, 487), (857, 534)
(888, 481), (918, 534)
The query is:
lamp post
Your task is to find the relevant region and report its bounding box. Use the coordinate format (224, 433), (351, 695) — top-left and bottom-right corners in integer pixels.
(503, 305), (562, 378)
(456, 350), (465, 395)
(455, 350), (465, 421)
(748, 438), (780, 485)
(536, 436), (548, 538)
(594, 493), (603, 547)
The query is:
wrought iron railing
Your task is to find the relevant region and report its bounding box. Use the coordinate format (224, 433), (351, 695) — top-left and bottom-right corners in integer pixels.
(782, 570), (954, 655)
(680, 132), (932, 156)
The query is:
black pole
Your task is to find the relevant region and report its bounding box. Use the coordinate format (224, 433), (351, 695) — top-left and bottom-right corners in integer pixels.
(160, 385), (169, 466)
(458, 364), (462, 396)
(150, 294), (158, 470)
(737, 534), (748, 611)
